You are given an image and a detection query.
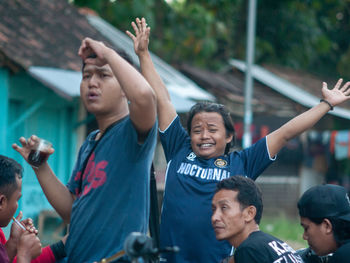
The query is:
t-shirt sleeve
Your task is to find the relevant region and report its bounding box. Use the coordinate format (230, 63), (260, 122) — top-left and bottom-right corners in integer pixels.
(238, 137), (275, 180)
(122, 118), (158, 161)
(159, 115), (189, 162)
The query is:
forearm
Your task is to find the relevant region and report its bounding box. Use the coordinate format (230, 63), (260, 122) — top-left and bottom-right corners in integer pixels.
(106, 50), (155, 105)
(267, 102), (330, 156)
(34, 163), (74, 223)
(106, 50), (156, 133)
(138, 51), (177, 130)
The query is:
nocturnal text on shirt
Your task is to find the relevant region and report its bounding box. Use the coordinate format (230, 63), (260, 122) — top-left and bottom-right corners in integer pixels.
(176, 162), (230, 181)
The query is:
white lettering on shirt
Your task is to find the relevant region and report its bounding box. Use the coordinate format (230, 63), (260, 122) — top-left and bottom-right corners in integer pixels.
(176, 162), (231, 181)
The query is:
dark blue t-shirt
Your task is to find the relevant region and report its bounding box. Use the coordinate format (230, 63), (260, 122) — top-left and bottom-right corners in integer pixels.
(66, 116), (157, 263)
(159, 116), (274, 263)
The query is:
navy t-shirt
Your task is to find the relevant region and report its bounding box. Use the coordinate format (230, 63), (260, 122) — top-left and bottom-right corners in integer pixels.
(65, 116), (157, 263)
(159, 116), (275, 263)
(329, 240), (350, 263)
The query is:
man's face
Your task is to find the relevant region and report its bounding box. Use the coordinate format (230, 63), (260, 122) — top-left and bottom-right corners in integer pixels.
(0, 176), (22, 227)
(211, 189), (247, 245)
(80, 64), (125, 116)
(300, 217), (337, 256)
(190, 112), (233, 159)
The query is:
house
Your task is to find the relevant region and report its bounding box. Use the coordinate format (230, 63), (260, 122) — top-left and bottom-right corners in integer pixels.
(179, 61), (350, 216)
(0, 0), (213, 231)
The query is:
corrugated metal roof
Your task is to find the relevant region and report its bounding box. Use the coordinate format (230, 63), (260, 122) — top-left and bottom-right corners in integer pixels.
(229, 59), (350, 120)
(86, 15), (215, 102)
(28, 66), (196, 112)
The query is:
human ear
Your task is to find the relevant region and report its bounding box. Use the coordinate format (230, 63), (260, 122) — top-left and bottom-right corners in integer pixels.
(323, 218), (333, 235)
(225, 133), (234, 144)
(0, 194), (7, 210)
(244, 205), (256, 223)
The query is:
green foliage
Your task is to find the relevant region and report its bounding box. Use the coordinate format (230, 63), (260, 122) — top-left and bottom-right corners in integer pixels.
(260, 215), (307, 250)
(72, 0), (350, 78)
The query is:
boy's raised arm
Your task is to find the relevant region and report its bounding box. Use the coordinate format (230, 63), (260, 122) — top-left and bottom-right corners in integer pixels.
(267, 79), (350, 157)
(126, 17), (177, 131)
(78, 37), (156, 140)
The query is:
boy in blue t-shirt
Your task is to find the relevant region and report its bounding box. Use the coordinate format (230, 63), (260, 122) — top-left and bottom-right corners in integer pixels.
(127, 17), (350, 263)
(13, 38), (157, 262)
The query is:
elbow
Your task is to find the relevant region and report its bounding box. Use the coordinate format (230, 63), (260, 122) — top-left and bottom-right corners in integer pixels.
(136, 84), (157, 108)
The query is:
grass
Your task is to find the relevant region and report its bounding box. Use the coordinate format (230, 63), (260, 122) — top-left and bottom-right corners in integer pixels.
(259, 214), (307, 250)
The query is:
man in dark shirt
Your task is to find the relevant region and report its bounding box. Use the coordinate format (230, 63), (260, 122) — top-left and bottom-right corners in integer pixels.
(212, 176), (303, 263)
(298, 184), (350, 263)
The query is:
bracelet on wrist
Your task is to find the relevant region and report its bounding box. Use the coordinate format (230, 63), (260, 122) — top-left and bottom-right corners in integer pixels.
(320, 99), (334, 111)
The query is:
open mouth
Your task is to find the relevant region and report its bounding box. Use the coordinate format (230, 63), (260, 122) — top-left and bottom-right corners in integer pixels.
(199, 143), (214, 149)
(87, 91), (99, 100)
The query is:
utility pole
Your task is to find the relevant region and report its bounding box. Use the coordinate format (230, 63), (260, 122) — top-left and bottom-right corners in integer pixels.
(243, 0), (257, 148)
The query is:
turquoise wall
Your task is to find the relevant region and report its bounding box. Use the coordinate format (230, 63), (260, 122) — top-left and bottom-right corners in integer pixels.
(1, 68), (80, 221)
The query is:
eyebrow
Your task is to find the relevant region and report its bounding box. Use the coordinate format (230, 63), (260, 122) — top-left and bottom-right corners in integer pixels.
(83, 67), (112, 74)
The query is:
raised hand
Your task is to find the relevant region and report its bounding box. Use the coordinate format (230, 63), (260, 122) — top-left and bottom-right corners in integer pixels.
(78, 37), (112, 67)
(322, 78), (350, 107)
(126, 17), (150, 56)
(12, 135), (54, 166)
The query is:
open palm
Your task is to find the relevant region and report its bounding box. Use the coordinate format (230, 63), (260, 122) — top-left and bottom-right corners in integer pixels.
(322, 79), (350, 107)
(126, 17), (150, 56)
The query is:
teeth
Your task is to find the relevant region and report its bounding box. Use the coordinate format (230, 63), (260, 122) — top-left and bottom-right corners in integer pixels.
(201, 144), (212, 147)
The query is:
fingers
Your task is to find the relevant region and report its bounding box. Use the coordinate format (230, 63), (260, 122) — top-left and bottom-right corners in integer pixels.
(322, 82), (328, 91)
(12, 135), (36, 151)
(141, 17), (147, 32)
(344, 82), (350, 96)
(334, 78), (343, 90)
(16, 211), (23, 221)
(340, 81), (350, 92)
(125, 30), (136, 41)
(134, 17), (149, 34)
(131, 21), (139, 36)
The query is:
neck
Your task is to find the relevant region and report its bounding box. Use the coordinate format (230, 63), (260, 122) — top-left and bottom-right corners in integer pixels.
(230, 224), (260, 248)
(96, 112), (128, 138)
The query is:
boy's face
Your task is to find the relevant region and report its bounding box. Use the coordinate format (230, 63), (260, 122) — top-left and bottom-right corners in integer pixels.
(300, 217), (337, 256)
(80, 64), (125, 116)
(0, 176), (22, 227)
(211, 189), (247, 245)
(190, 112), (233, 159)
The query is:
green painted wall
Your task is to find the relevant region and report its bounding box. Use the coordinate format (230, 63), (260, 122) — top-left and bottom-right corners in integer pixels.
(4, 71), (80, 220)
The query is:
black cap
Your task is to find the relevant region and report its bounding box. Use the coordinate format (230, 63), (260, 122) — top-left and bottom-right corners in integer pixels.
(298, 184), (350, 221)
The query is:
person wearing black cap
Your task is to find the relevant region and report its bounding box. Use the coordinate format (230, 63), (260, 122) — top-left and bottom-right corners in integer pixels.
(297, 184), (350, 263)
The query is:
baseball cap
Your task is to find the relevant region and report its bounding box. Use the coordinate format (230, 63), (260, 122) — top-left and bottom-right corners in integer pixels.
(298, 184), (350, 221)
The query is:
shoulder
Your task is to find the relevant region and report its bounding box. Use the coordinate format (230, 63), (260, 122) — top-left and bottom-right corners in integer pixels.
(330, 242), (350, 262)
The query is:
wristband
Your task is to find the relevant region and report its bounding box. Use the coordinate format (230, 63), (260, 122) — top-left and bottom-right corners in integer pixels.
(320, 99), (334, 111)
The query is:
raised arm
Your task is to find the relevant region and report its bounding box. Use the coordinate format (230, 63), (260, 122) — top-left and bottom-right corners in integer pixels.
(12, 136), (74, 223)
(78, 37), (156, 139)
(267, 79), (350, 157)
(126, 17), (177, 131)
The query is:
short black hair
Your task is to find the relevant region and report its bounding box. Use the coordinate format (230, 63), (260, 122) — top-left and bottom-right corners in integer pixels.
(215, 176), (263, 224)
(187, 102), (235, 154)
(0, 155), (23, 199)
